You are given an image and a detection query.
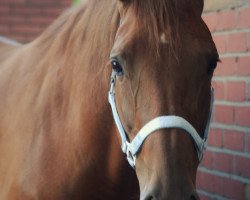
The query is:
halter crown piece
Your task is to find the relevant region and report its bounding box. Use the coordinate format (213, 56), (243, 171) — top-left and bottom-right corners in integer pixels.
(108, 71), (214, 168)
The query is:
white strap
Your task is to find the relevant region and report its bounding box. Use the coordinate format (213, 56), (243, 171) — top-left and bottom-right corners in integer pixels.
(127, 116), (205, 161)
(108, 72), (214, 168)
(108, 72), (128, 153)
(109, 92), (128, 153)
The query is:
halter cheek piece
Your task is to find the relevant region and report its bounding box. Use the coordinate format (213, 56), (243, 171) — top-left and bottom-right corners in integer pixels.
(108, 71), (214, 168)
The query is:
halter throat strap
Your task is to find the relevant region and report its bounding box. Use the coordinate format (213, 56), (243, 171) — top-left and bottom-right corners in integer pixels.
(108, 72), (214, 168)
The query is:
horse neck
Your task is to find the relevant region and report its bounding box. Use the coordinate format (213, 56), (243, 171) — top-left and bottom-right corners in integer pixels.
(27, 1), (117, 117)
(22, 1), (138, 197)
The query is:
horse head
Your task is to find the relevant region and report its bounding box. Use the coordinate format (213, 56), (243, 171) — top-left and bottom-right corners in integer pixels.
(0, 0), (219, 199)
(109, 0), (219, 199)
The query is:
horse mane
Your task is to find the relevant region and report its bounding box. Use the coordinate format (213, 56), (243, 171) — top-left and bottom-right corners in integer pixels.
(32, 1), (119, 66)
(33, 0), (180, 60)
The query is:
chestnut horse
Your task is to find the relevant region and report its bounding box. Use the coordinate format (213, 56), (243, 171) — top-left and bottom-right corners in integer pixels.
(0, 0), (218, 199)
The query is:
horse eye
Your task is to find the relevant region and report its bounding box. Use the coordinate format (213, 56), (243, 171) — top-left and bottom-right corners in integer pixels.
(111, 59), (123, 76)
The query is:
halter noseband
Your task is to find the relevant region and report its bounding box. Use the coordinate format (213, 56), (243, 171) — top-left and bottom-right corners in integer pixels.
(108, 71), (214, 168)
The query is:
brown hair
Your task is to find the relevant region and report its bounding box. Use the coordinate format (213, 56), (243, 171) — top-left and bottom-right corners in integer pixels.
(131, 0), (180, 54)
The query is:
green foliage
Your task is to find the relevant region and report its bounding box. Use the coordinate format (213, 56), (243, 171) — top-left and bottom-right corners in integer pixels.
(73, 0), (81, 5)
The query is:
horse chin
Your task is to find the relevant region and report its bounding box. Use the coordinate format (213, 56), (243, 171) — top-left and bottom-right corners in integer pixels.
(135, 163), (200, 200)
(136, 169), (200, 200)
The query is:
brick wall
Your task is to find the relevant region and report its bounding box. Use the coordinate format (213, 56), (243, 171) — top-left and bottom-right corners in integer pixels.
(198, 0), (250, 199)
(0, 0), (71, 43)
(0, 0), (250, 199)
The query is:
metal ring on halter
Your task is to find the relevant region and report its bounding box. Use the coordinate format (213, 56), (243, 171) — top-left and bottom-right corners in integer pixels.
(126, 142), (136, 168)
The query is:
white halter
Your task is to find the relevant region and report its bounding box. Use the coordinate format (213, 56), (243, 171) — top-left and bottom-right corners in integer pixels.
(108, 71), (214, 168)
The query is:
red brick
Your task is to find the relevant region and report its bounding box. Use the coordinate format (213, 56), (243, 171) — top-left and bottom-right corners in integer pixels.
(28, 1), (60, 6)
(10, 24), (42, 34)
(247, 31), (250, 49)
(238, 7), (250, 29)
(0, 0), (25, 4)
(11, 7), (43, 16)
(0, 6), (10, 15)
(200, 150), (213, 168)
(234, 156), (250, 178)
(236, 56), (250, 76)
(212, 81), (225, 100)
(202, 13), (218, 32)
(0, 15), (26, 25)
(207, 128), (223, 148)
(222, 178), (245, 200)
(235, 106), (250, 126)
(214, 57), (237, 77)
(213, 152), (234, 173)
(196, 171), (203, 188)
(41, 8), (65, 17)
(0, 0), (70, 43)
(214, 105), (234, 124)
(216, 10), (237, 31)
(4, 0), (26, 3)
(213, 34), (227, 54)
(197, 171), (245, 199)
(224, 130), (245, 151)
(227, 32), (248, 53)
(246, 184), (250, 200)
(0, 24), (10, 34)
(226, 81), (246, 102)
(196, 171), (223, 194)
(246, 134), (250, 152)
(29, 0), (69, 6)
(247, 83), (250, 101)
(26, 16), (54, 26)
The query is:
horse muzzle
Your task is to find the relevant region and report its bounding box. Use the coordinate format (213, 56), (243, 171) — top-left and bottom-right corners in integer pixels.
(140, 189), (200, 200)
(134, 128), (201, 200)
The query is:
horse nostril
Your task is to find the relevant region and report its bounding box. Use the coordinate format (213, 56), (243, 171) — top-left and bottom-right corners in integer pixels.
(140, 194), (156, 200)
(144, 196), (155, 200)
